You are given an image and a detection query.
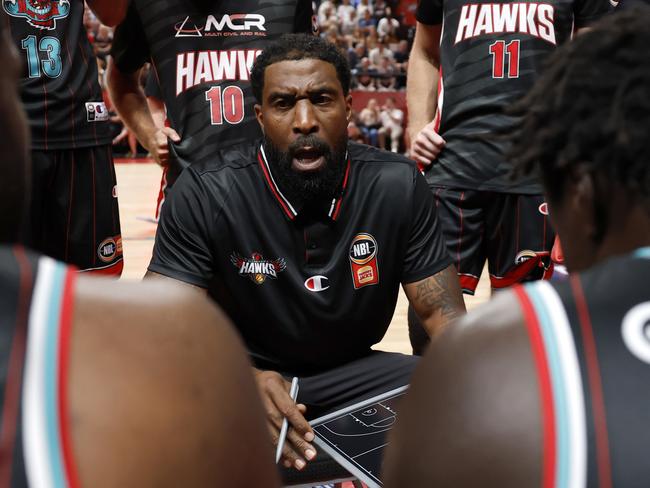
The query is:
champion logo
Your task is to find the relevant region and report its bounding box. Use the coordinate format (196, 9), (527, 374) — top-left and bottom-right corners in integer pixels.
(538, 202), (549, 215)
(305, 275), (329, 292)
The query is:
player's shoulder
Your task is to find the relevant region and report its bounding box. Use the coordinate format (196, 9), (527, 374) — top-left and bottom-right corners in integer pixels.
(190, 141), (260, 178)
(180, 141), (262, 197)
(349, 141), (417, 174)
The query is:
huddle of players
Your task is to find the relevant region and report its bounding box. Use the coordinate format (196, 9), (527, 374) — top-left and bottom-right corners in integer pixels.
(2, 0), (650, 487)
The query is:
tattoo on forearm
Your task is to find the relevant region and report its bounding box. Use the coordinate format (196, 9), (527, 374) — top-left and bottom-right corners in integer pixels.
(414, 269), (465, 325)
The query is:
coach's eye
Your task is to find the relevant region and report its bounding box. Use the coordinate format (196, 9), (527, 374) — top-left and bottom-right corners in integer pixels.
(312, 95), (330, 105)
(274, 97), (293, 109)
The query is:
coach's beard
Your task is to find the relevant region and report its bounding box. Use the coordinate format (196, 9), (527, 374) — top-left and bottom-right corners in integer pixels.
(264, 134), (348, 209)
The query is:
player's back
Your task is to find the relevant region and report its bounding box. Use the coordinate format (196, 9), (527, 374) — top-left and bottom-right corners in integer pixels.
(0, 244), (280, 487)
(516, 248), (650, 485)
(0, 245), (75, 487)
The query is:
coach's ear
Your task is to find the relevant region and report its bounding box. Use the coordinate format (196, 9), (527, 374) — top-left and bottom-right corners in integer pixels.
(255, 104), (265, 133)
(345, 94), (353, 122)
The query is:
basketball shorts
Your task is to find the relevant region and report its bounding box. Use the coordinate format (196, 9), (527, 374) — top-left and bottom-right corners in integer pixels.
(26, 145), (123, 276)
(431, 187), (555, 294)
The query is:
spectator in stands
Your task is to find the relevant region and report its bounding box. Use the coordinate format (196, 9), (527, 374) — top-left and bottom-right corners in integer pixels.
(393, 39), (410, 69)
(358, 9), (377, 36)
(377, 7), (399, 42)
(359, 98), (385, 147)
(380, 97), (404, 152)
(376, 55), (398, 91)
(338, 0), (356, 23)
(320, 8), (340, 36)
(373, 0), (388, 20)
(357, 0), (374, 18)
(318, 0), (335, 25)
(369, 39), (394, 66)
(341, 8), (359, 35)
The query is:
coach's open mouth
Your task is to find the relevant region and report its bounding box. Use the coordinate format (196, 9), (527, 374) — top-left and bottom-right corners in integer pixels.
(292, 147), (325, 172)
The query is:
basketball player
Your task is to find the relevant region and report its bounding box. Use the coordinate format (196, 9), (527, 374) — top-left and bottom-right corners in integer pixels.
(147, 34), (465, 471)
(107, 0), (316, 205)
(384, 9), (650, 486)
(405, 0), (611, 354)
(2, 0), (127, 275)
(0, 24), (279, 488)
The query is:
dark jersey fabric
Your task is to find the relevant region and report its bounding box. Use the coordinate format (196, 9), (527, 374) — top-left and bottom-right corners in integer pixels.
(149, 141), (452, 374)
(550, 250), (650, 485)
(416, 0), (610, 193)
(3, 0), (111, 150)
(0, 247), (39, 488)
(111, 0), (314, 170)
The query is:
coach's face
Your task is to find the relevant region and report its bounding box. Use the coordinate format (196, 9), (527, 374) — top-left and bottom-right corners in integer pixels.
(255, 59), (352, 174)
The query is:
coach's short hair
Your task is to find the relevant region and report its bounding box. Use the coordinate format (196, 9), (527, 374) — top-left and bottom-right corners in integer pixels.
(509, 7), (650, 241)
(251, 34), (351, 103)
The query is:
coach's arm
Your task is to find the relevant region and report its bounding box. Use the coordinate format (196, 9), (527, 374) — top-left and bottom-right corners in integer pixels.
(403, 264), (466, 338)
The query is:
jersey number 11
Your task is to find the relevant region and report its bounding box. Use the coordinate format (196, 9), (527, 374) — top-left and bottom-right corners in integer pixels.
(489, 40), (520, 79)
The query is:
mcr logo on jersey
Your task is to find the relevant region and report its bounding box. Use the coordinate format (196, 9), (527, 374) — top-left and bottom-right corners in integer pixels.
(175, 13), (267, 38)
(231, 252), (287, 285)
(3, 0), (71, 30)
(349, 233), (380, 289)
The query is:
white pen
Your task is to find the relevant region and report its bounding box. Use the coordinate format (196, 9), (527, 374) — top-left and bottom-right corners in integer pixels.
(275, 376), (299, 464)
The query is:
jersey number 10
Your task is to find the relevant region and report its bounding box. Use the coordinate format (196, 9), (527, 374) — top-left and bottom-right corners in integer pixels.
(205, 85), (245, 125)
(489, 40), (520, 79)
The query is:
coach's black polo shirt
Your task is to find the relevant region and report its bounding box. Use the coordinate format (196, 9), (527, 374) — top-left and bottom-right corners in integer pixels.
(150, 141), (452, 375)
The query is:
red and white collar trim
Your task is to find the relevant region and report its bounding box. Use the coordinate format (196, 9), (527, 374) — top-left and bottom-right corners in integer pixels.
(258, 144), (351, 221)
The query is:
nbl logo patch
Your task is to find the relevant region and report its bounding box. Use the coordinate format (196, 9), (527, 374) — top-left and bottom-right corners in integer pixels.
(349, 233), (379, 289)
(97, 235), (122, 263)
(3, 0), (71, 30)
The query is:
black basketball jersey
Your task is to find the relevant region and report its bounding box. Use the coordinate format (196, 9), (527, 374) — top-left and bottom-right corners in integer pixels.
(514, 248), (650, 486)
(2, 0), (112, 150)
(111, 0), (315, 171)
(416, 0), (610, 193)
(0, 246), (78, 487)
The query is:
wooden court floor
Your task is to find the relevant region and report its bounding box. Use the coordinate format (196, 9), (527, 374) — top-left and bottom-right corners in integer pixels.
(115, 161), (491, 355)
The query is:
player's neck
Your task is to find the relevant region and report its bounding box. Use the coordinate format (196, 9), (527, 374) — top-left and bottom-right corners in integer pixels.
(595, 205), (650, 263)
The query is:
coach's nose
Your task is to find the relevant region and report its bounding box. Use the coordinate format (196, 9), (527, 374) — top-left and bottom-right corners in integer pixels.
(293, 99), (319, 135)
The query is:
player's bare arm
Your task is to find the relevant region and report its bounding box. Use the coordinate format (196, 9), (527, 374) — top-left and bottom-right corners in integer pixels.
(143, 269), (207, 294)
(107, 59), (180, 167)
(406, 22), (446, 165)
(403, 264), (466, 338)
(253, 368), (317, 470)
(71, 278), (280, 487)
(384, 291), (541, 487)
(85, 0), (130, 27)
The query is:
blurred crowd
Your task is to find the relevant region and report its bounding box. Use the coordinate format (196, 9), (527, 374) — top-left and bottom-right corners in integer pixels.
(84, 0), (412, 155)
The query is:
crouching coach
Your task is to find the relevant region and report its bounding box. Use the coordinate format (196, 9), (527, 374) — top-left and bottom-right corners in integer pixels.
(146, 34), (465, 471)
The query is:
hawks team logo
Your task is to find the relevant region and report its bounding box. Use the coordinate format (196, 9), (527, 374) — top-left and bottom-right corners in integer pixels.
(3, 0), (71, 30)
(230, 252), (286, 285)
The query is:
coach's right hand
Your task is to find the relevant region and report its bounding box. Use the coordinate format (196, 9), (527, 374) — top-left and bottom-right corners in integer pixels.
(409, 120), (446, 166)
(253, 369), (317, 470)
(145, 127), (181, 167)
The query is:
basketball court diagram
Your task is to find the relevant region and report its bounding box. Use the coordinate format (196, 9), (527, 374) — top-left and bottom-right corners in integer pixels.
(310, 386), (408, 488)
